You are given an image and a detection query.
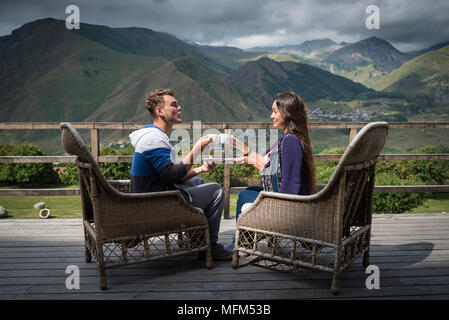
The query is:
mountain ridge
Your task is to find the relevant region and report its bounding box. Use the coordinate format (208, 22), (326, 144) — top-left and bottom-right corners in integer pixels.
(373, 45), (449, 106)
(230, 57), (371, 106)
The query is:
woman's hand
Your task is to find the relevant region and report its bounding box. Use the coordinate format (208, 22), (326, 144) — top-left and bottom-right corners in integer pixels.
(230, 135), (249, 155)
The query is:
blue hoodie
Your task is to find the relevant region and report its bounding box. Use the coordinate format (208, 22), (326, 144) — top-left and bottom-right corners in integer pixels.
(129, 125), (186, 193)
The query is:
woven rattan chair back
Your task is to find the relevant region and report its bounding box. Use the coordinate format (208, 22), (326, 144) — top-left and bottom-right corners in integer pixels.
(325, 121), (389, 192)
(326, 121), (389, 239)
(61, 122), (124, 195)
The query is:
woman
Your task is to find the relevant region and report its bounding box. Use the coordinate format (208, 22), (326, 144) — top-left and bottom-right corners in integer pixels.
(225, 91), (317, 250)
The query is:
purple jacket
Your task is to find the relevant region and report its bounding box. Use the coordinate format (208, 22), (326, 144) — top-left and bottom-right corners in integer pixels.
(263, 133), (308, 195)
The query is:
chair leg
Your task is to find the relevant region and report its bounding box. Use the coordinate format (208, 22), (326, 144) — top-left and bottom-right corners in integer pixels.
(206, 247), (213, 269)
(85, 245), (92, 263)
(100, 268), (107, 291)
(331, 272), (340, 295)
(232, 250), (240, 269)
(363, 251), (370, 269)
(232, 229), (240, 269)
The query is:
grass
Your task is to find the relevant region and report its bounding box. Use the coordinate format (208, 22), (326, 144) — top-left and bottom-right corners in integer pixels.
(229, 194), (237, 219)
(1, 191), (447, 220)
(0, 192), (239, 220)
(0, 196), (82, 219)
(0, 184), (79, 189)
(405, 193), (449, 214)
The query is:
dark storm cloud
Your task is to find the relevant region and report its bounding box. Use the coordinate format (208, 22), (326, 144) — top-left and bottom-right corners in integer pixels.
(0, 0), (448, 51)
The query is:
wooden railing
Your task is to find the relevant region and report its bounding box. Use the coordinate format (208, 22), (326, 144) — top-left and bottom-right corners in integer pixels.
(1, 122), (449, 218)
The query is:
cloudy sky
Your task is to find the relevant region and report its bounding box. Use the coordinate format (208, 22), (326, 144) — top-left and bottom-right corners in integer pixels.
(0, 0), (448, 51)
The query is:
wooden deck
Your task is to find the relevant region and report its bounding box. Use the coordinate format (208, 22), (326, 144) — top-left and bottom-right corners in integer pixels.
(1, 214), (449, 300)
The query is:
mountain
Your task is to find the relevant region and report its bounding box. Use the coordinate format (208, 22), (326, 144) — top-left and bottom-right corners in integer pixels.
(73, 22), (240, 78)
(326, 37), (411, 73)
(277, 39), (343, 62)
(0, 18), (168, 122)
(246, 37), (414, 88)
(230, 57), (371, 106)
(190, 44), (268, 72)
(320, 37), (413, 87)
(373, 45), (449, 106)
(290, 39), (337, 53)
(2, 18), (443, 154)
(0, 18), (269, 125)
(408, 40), (449, 57)
(248, 39), (342, 59)
(87, 56), (268, 123)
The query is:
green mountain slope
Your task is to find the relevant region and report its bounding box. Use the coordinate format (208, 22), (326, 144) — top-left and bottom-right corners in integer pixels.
(0, 18), (270, 123)
(373, 45), (449, 106)
(0, 19), (168, 122)
(87, 56), (268, 122)
(230, 57), (371, 106)
(73, 21), (236, 77)
(193, 44), (267, 70)
(278, 39), (343, 61)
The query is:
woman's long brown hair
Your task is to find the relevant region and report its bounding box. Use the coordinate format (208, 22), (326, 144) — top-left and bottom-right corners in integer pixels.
(275, 91), (317, 194)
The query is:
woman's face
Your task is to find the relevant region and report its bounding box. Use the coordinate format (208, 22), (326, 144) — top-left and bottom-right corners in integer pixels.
(270, 101), (287, 131)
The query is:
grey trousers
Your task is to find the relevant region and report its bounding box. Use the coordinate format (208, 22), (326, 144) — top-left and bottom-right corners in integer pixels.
(177, 177), (224, 245)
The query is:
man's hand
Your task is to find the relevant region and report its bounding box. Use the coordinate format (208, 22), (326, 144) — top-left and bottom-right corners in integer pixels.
(179, 158), (217, 183)
(182, 135), (213, 170)
(193, 135), (213, 152)
(198, 159), (217, 173)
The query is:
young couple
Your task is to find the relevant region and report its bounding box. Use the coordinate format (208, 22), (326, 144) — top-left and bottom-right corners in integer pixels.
(129, 88), (316, 261)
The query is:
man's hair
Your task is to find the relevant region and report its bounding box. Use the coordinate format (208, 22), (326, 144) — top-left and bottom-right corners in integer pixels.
(145, 88), (175, 118)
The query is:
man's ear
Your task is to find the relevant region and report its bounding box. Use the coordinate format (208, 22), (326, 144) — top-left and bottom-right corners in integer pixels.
(154, 106), (164, 118)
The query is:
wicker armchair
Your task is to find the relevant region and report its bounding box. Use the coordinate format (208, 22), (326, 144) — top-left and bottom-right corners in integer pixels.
(232, 121), (389, 294)
(60, 123), (212, 290)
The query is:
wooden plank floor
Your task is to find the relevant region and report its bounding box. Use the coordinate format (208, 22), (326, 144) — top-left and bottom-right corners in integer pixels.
(1, 214), (449, 300)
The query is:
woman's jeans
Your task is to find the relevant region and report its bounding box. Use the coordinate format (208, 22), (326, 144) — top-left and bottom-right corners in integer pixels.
(225, 186), (263, 251)
(235, 186), (263, 220)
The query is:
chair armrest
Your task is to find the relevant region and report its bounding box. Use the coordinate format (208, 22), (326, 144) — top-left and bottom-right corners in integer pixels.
(108, 180), (130, 193)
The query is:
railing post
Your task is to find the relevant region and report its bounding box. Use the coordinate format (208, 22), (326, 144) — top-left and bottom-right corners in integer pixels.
(349, 128), (358, 142)
(91, 128), (100, 162)
(223, 163), (231, 219)
(223, 128), (232, 219)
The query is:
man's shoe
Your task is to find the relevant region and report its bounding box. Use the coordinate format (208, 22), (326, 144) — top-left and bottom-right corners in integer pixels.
(211, 243), (234, 261)
(199, 243), (233, 261)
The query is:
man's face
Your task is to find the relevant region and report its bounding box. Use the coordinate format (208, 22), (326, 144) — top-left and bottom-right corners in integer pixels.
(159, 95), (182, 124)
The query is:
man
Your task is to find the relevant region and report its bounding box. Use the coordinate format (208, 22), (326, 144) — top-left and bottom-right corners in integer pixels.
(129, 88), (233, 260)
